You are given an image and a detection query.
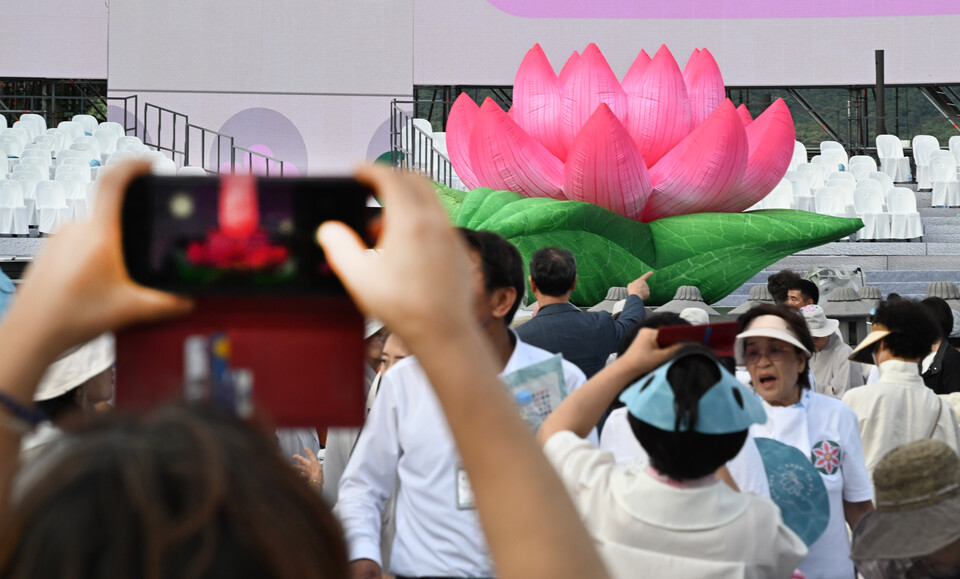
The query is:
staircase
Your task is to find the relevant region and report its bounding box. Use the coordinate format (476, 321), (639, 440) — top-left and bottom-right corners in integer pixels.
(714, 189), (960, 306)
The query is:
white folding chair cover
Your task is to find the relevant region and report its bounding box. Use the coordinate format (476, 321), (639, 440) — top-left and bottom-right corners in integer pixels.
(14, 162), (48, 181)
(930, 151), (960, 207)
(151, 158), (178, 175)
(71, 114), (99, 135)
(19, 114), (47, 137)
(57, 121), (84, 146)
(796, 163), (824, 190)
(815, 186), (851, 217)
(43, 129), (66, 153)
(852, 181), (891, 240)
(93, 127), (118, 158)
(760, 179), (794, 209)
(0, 134), (25, 158)
(912, 135), (940, 190)
(35, 181), (70, 235)
(55, 163), (91, 183)
(0, 180), (29, 235)
(867, 171), (895, 195)
(19, 150), (51, 168)
(12, 121), (39, 142)
(950, 136), (960, 166)
(826, 178), (856, 214)
(847, 156), (878, 181)
(783, 170), (814, 210)
(98, 122), (125, 139)
(790, 141), (808, 170)
(115, 136), (143, 152)
(876, 135), (912, 182)
(105, 150), (137, 165)
(178, 165), (208, 176)
(70, 140), (101, 166)
(887, 187), (923, 240)
(10, 172), (40, 226)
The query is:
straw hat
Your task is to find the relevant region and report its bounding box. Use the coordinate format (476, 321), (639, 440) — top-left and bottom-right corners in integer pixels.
(852, 439), (960, 561)
(848, 327), (892, 365)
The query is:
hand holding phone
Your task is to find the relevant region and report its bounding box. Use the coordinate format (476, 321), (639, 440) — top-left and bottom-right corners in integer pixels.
(656, 322), (739, 358)
(122, 174), (373, 294)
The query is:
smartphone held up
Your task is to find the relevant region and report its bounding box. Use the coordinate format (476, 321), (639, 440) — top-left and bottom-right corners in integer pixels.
(115, 174), (376, 427)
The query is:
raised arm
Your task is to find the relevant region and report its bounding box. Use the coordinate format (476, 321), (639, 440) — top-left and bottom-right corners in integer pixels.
(0, 161), (193, 513)
(318, 166), (609, 579)
(537, 328), (679, 444)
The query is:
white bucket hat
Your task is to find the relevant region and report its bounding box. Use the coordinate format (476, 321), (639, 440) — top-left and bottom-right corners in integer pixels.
(799, 304), (840, 338)
(34, 334), (115, 402)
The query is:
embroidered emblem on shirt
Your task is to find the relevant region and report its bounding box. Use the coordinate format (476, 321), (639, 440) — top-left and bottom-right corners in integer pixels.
(810, 440), (842, 475)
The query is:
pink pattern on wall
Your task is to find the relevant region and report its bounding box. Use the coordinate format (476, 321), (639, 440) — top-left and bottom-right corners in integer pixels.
(484, 0), (960, 19)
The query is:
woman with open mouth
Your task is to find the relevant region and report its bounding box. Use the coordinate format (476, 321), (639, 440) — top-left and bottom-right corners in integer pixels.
(728, 304), (875, 579)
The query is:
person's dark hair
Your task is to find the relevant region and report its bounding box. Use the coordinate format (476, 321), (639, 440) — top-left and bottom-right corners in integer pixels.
(458, 228), (525, 324)
(886, 292), (902, 302)
(921, 297), (952, 341)
(627, 346), (748, 480)
(529, 247), (577, 297)
(0, 405), (350, 579)
(767, 270), (801, 305)
(35, 388), (81, 424)
(790, 279), (820, 305)
(737, 303), (815, 390)
(873, 299), (939, 360)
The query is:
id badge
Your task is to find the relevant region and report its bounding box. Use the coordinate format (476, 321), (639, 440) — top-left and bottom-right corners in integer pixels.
(455, 462), (476, 510)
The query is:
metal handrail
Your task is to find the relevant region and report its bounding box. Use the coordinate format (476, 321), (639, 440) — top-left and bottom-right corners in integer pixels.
(143, 102), (188, 164)
(390, 99), (457, 187)
(233, 145), (285, 176)
(186, 123), (235, 174)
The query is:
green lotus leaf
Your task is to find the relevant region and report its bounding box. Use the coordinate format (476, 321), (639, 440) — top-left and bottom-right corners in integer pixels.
(435, 184), (863, 307)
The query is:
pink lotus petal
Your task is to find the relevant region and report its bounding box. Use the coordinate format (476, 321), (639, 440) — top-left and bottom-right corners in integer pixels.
(737, 104), (754, 126)
(625, 44), (691, 166)
(621, 49), (651, 96)
(719, 98), (796, 212)
(643, 99), (748, 220)
(446, 93), (483, 189)
(563, 103), (651, 220)
(684, 48), (725, 127)
(560, 43), (628, 158)
(469, 98), (565, 199)
(682, 48), (701, 75)
(513, 44), (566, 160)
(557, 51), (580, 88)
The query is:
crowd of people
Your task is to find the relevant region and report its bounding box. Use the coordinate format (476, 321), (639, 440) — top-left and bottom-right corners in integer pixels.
(0, 162), (959, 578)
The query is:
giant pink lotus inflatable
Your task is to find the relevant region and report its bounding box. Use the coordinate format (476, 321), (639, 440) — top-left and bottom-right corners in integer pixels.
(447, 44), (796, 222)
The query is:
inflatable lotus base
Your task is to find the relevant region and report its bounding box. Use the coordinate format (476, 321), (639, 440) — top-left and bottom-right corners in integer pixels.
(433, 43), (863, 306)
(438, 184), (862, 307)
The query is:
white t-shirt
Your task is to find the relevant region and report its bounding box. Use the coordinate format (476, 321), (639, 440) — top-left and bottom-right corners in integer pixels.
(727, 390), (873, 579)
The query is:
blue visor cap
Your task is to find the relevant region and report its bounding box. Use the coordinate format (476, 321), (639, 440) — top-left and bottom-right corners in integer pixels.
(618, 352), (767, 434)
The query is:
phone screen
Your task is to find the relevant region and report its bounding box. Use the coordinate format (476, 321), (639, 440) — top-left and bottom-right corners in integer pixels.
(122, 175), (372, 294)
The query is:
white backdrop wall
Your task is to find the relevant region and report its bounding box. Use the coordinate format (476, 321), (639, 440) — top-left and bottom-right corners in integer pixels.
(98, 0), (960, 171)
(2, 0), (108, 78)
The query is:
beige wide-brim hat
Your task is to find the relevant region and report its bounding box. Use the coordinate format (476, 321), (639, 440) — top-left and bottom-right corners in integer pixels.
(848, 329), (892, 365)
(734, 314), (811, 365)
(34, 333), (115, 402)
(852, 439), (960, 561)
